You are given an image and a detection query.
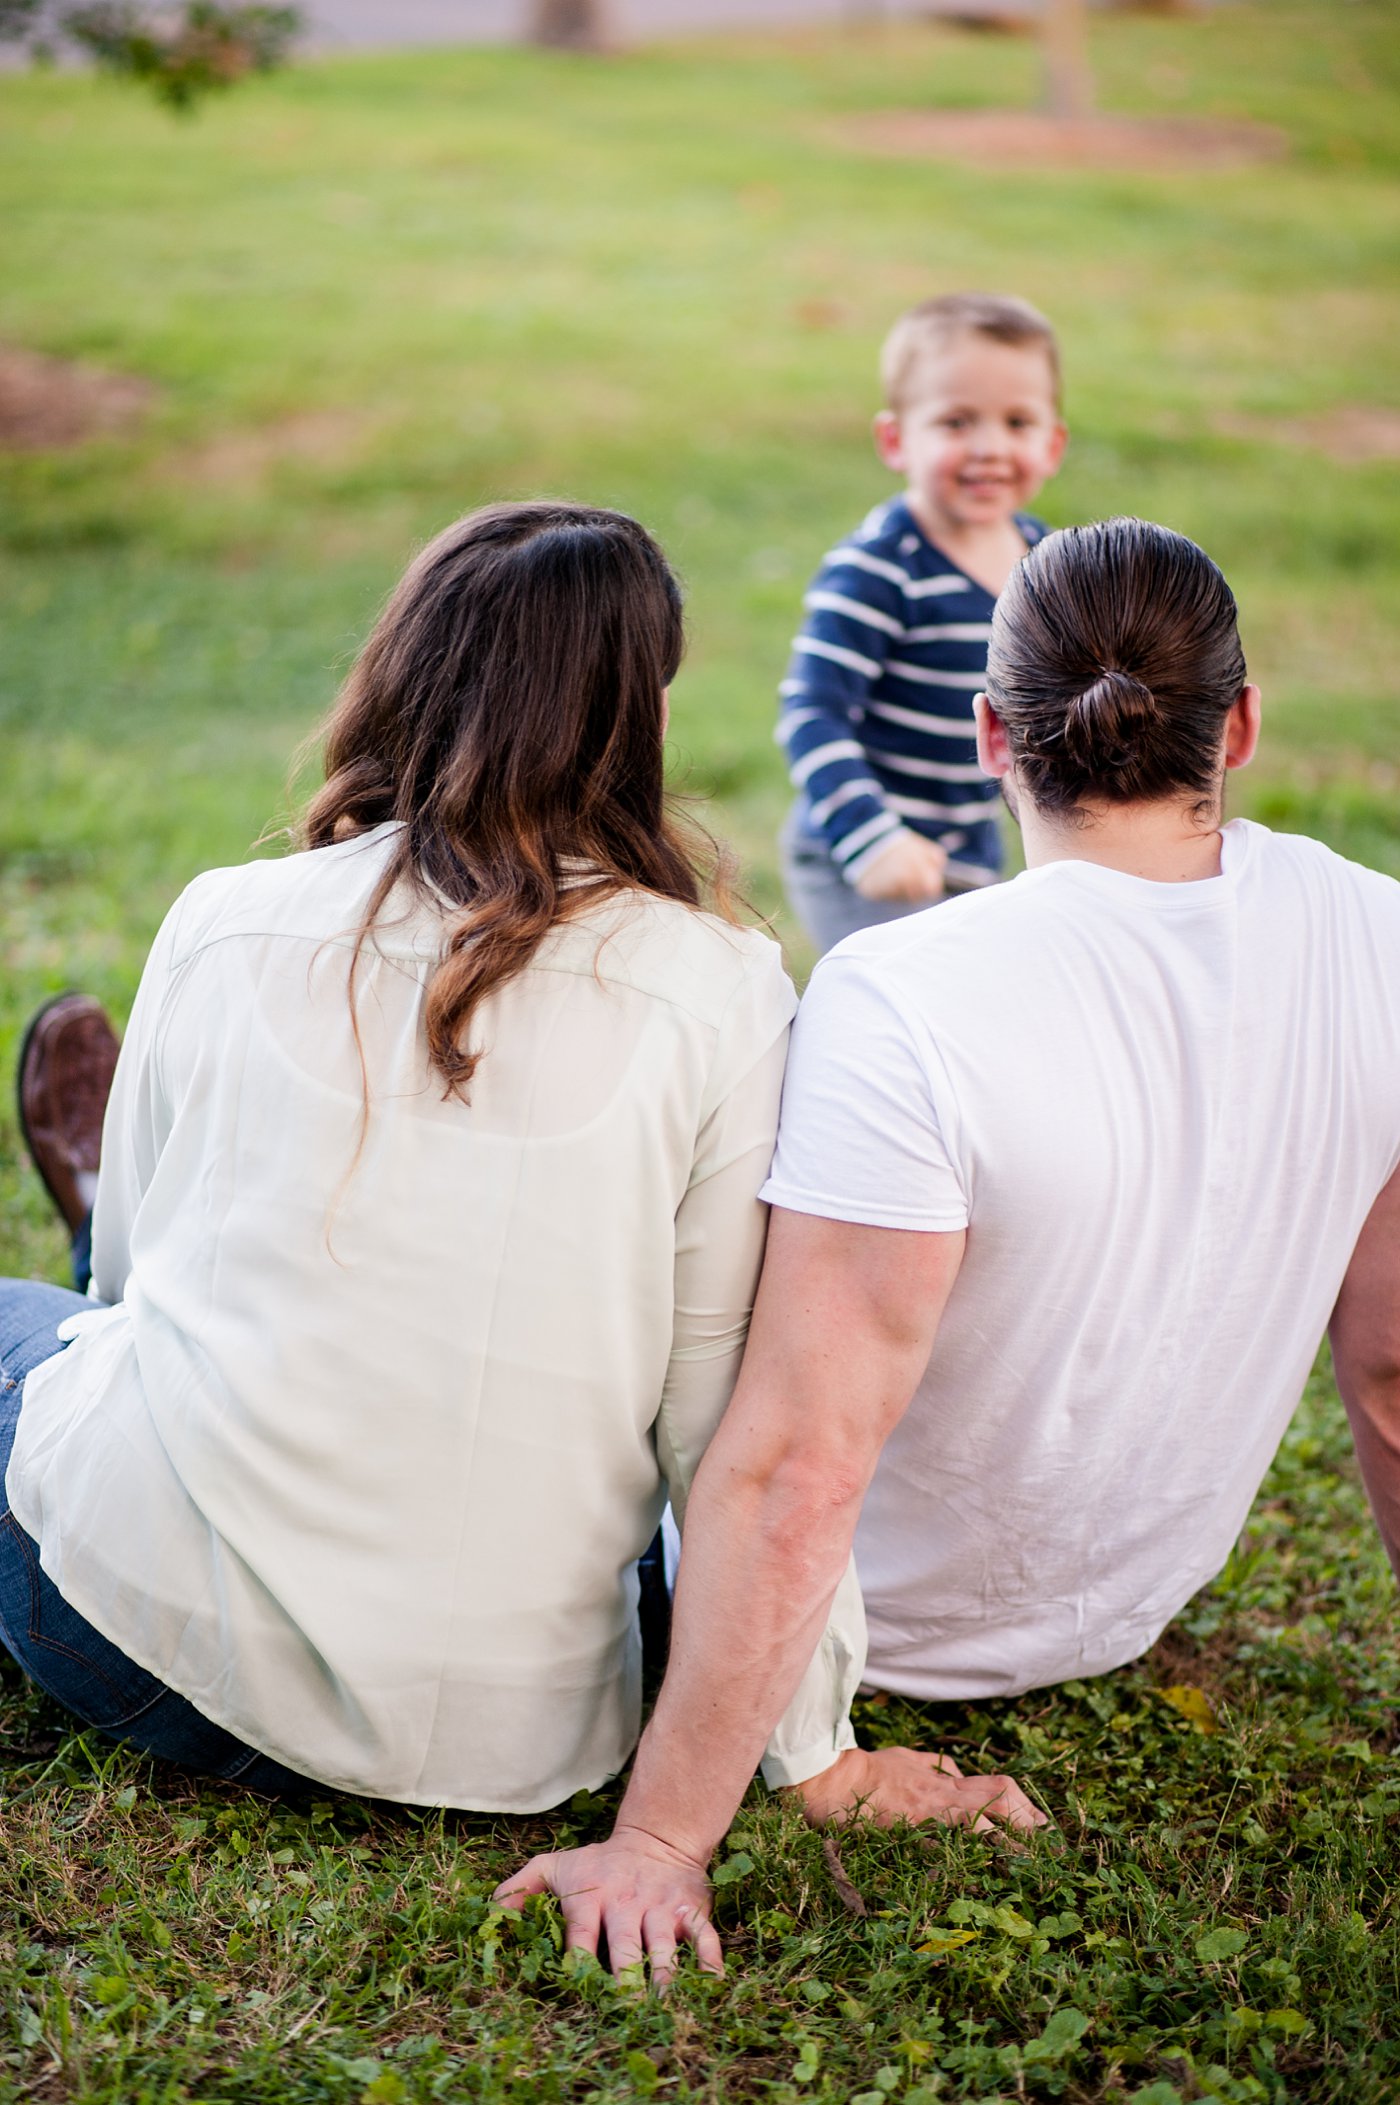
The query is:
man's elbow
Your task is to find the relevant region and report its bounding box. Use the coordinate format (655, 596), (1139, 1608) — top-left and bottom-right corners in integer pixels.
(1332, 1320), (1400, 1403)
(755, 1449), (873, 1544)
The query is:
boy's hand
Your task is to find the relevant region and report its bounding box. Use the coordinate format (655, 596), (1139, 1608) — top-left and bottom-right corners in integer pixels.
(852, 829), (947, 903)
(793, 1746), (1046, 1833)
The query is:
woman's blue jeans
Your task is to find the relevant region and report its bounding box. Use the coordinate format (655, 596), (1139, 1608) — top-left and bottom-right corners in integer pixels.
(0, 1276), (309, 1796)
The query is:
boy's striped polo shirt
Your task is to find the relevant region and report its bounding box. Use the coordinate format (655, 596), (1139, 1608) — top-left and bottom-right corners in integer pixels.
(777, 496), (1046, 887)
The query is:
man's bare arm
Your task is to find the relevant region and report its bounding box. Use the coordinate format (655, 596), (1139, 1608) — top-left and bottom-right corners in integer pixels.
(1330, 1161), (1400, 1579)
(496, 1207), (1041, 1980)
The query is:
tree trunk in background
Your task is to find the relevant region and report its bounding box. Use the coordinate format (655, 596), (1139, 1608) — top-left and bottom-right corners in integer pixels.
(1041, 0), (1093, 119)
(529, 0), (613, 47)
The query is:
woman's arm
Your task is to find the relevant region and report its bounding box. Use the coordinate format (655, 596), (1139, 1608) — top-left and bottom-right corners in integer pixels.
(651, 959), (793, 1541)
(87, 892), (190, 1304)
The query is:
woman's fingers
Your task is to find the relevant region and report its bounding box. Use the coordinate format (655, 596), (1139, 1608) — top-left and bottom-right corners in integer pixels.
(932, 1786), (997, 1830)
(819, 1746), (1048, 1835)
(949, 1771), (1046, 1831)
(923, 1771), (1045, 1832)
(492, 1855), (551, 1909)
(905, 1752), (1045, 1832)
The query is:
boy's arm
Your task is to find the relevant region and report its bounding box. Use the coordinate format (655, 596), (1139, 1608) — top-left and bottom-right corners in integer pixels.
(778, 550), (918, 888)
(1330, 1160), (1400, 1578)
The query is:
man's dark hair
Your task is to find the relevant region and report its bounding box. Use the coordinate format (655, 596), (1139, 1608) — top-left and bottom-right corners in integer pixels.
(985, 517), (1248, 818)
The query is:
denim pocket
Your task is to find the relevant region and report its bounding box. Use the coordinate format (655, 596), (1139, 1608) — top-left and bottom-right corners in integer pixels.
(0, 1513), (168, 1732)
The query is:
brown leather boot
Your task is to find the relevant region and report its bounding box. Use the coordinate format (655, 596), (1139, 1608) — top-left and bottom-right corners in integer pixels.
(16, 993), (121, 1235)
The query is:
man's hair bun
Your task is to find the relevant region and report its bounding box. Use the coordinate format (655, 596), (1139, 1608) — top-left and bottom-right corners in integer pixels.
(985, 518), (1246, 816)
(1063, 668), (1160, 770)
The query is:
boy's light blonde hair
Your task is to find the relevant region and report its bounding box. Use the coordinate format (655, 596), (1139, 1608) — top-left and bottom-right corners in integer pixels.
(880, 293), (1062, 413)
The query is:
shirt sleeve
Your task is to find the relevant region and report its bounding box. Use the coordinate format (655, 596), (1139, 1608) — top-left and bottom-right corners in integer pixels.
(776, 550), (905, 884)
(653, 940), (795, 1529)
(759, 1554), (867, 1789)
(88, 887), (193, 1306)
(761, 949), (969, 1231)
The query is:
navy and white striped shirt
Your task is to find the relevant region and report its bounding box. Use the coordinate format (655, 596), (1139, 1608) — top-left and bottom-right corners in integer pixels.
(777, 497), (1046, 886)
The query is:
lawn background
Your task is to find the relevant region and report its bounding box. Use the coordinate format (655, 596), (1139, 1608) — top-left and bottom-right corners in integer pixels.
(1, 5), (1399, 2098)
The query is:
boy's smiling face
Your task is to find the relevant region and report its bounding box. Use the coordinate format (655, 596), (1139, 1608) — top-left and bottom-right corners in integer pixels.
(874, 332), (1067, 546)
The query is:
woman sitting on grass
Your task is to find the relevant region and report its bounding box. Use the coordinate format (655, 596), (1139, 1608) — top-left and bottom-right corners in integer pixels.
(0, 502), (792, 1872)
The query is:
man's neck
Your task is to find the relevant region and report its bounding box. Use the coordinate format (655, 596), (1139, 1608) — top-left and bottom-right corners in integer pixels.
(1019, 795), (1227, 884)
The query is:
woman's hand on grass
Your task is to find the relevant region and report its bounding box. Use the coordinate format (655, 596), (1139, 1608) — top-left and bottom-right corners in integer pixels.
(793, 1746), (1046, 1834)
(494, 1823), (723, 1987)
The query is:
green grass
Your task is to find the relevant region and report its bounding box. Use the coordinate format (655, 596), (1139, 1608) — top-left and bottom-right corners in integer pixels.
(2, 1367), (1396, 2103)
(1, 3), (1399, 2096)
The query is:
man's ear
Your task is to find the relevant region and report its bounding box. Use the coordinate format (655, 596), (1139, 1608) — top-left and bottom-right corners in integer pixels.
(974, 692), (1012, 779)
(1224, 682), (1262, 771)
(873, 410), (905, 474)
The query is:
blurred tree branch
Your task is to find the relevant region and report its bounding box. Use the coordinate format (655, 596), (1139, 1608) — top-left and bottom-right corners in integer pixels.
(1, 1), (300, 107)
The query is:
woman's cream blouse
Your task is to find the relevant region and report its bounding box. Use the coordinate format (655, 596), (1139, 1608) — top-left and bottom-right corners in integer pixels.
(7, 824), (858, 1809)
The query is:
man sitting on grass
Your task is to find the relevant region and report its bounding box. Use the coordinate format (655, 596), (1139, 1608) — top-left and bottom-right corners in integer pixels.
(499, 517), (1400, 1984)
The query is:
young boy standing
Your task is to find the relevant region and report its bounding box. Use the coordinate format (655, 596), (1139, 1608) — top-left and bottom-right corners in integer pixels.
(778, 293), (1068, 954)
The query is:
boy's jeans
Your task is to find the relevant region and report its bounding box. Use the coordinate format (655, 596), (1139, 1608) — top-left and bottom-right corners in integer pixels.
(0, 1275), (308, 1795)
(780, 805), (943, 958)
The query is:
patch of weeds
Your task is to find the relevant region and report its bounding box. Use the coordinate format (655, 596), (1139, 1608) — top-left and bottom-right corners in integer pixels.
(3, 1359), (1394, 2101)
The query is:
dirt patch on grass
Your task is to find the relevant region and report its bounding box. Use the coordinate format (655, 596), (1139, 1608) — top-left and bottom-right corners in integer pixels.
(1143, 1626), (1240, 1707)
(834, 109), (1289, 174)
(1214, 404), (1400, 465)
(161, 409), (374, 490)
(0, 345), (155, 451)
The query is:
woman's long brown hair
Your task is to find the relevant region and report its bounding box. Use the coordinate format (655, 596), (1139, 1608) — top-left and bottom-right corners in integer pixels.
(302, 501), (732, 1096)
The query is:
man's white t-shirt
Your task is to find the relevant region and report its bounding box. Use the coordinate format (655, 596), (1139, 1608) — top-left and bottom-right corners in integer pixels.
(762, 820), (1400, 1702)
